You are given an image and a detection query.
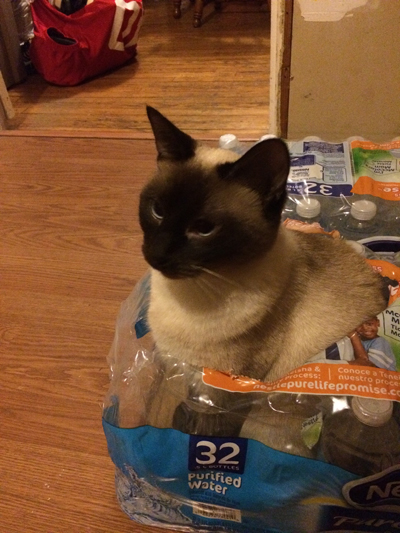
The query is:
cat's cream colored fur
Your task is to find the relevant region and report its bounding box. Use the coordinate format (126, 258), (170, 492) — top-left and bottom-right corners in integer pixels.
(142, 107), (387, 443)
(147, 143), (386, 381)
(148, 226), (385, 381)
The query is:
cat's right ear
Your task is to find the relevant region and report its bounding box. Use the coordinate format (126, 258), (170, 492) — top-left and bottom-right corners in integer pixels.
(219, 138), (290, 204)
(146, 106), (197, 162)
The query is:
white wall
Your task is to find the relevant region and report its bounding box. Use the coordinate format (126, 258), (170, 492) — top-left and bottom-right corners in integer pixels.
(287, 0), (400, 142)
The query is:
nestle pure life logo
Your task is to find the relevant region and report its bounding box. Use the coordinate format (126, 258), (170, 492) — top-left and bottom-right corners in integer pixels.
(343, 465), (400, 512)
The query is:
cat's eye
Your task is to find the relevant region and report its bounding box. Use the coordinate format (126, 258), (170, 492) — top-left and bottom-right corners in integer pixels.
(151, 200), (164, 221)
(188, 219), (216, 237)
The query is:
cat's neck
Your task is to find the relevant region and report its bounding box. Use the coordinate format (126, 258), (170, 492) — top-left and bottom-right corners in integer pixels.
(148, 226), (302, 372)
(208, 225), (297, 289)
(150, 226), (298, 309)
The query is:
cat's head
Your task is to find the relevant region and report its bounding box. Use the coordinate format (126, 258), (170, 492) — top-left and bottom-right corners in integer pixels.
(139, 106), (290, 278)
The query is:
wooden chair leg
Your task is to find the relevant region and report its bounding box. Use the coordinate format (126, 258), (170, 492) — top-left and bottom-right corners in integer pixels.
(193, 0), (204, 27)
(173, 0), (182, 19)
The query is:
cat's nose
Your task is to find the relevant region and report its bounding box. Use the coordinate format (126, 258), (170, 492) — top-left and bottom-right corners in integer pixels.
(143, 249), (194, 279)
(149, 256), (171, 272)
(149, 260), (183, 279)
(142, 246), (176, 274)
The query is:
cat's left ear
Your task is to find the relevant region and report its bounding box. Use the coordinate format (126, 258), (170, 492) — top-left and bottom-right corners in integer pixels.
(219, 138), (290, 201)
(146, 106), (197, 162)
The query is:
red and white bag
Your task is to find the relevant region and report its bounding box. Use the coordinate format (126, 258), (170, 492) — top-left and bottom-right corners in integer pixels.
(29, 0), (143, 86)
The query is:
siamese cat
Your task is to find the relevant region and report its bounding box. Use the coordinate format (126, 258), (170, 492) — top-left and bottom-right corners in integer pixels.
(139, 107), (387, 438)
(140, 106), (387, 382)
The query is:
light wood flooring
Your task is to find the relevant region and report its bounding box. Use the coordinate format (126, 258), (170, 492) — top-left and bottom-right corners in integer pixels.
(1, 3), (270, 531)
(7, 0), (271, 139)
(1, 135), (171, 533)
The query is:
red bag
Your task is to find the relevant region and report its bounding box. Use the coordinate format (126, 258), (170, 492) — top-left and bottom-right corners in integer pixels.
(29, 0), (143, 86)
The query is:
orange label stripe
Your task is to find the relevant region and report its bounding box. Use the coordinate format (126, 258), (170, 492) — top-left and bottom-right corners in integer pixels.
(351, 175), (400, 201)
(203, 363), (400, 401)
(366, 259), (400, 306)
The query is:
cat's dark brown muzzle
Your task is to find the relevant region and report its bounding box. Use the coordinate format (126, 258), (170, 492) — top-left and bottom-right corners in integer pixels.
(142, 243), (200, 279)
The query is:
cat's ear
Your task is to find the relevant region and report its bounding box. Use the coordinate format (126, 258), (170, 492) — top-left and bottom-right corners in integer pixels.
(146, 106), (197, 162)
(219, 138), (290, 202)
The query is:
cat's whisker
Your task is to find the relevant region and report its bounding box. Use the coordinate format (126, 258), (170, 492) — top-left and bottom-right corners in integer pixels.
(197, 275), (224, 300)
(190, 265), (230, 295)
(192, 277), (219, 303)
(198, 267), (242, 289)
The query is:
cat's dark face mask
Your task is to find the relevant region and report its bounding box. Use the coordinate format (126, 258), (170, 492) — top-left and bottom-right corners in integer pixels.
(139, 107), (291, 279)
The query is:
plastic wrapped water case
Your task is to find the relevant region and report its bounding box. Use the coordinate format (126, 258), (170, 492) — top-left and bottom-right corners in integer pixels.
(282, 138), (400, 239)
(103, 245), (400, 532)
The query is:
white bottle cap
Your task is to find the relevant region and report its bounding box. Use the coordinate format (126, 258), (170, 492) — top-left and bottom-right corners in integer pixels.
(219, 134), (239, 151)
(350, 200), (377, 221)
(303, 136), (322, 141)
(351, 396), (393, 426)
(259, 134), (277, 142)
(345, 240), (366, 256)
(296, 198), (321, 219)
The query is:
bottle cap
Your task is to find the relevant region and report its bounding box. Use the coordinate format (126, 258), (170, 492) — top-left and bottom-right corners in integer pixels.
(351, 396), (393, 426)
(303, 136), (322, 141)
(345, 240), (366, 256)
(350, 200), (377, 221)
(219, 134), (239, 151)
(296, 198), (321, 219)
(259, 134), (277, 142)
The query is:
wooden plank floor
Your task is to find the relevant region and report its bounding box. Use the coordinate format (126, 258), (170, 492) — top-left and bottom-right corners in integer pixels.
(7, 0), (271, 139)
(0, 133), (179, 533)
(2, 3), (270, 530)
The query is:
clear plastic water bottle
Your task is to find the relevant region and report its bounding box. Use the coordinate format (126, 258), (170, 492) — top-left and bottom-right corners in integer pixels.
(258, 134), (277, 142)
(381, 201), (400, 236)
(294, 198), (322, 224)
(281, 197), (330, 229)
(330, 199), (382, 239)
(347, 200), (381, 236)
(240, 393), (320, 459)
(320, 397), (400, 477)
(219, 134), (247, 155)
(344, 240), (377, 259)
(219, 133), (279, 155)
